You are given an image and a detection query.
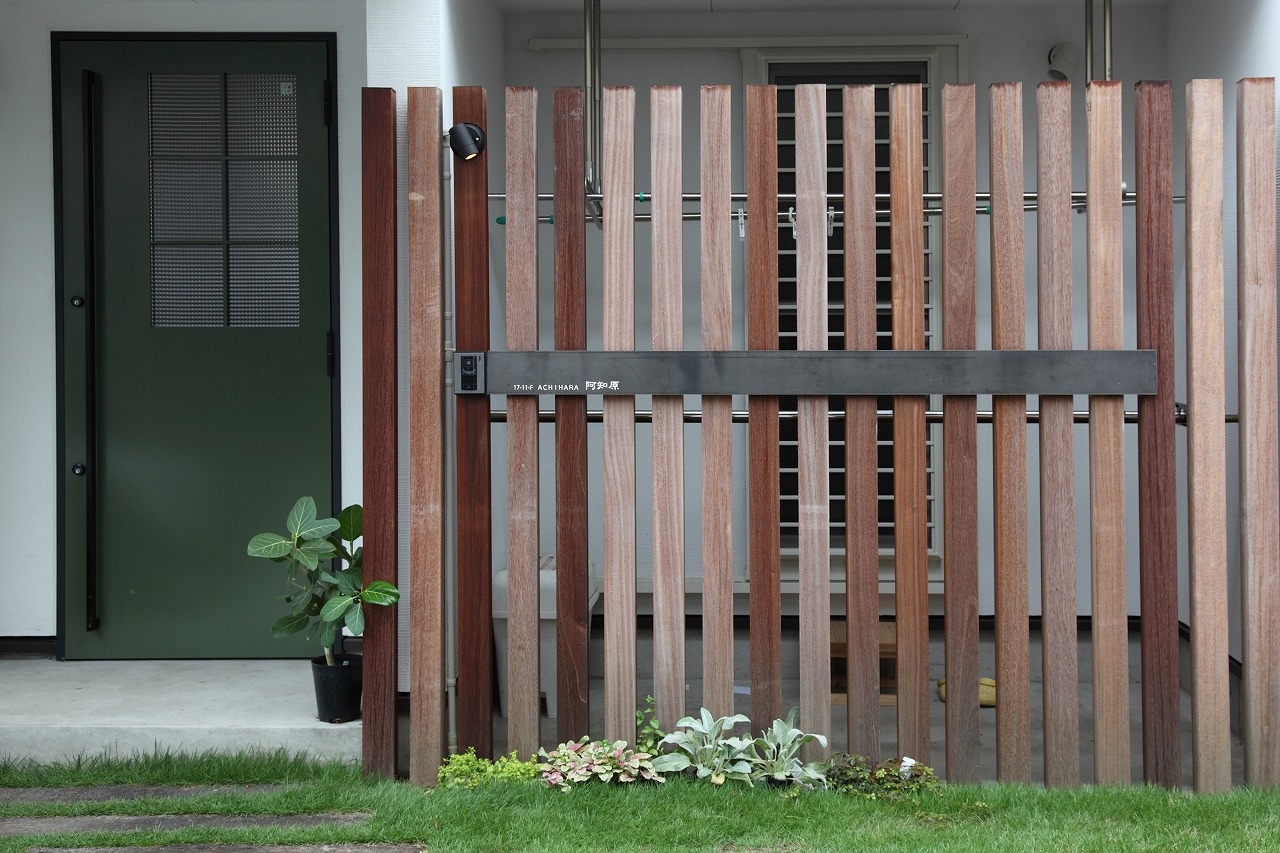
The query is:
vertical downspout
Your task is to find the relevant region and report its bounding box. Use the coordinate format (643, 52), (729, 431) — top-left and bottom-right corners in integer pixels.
(1103, 0), (1113, 81)
(1085, 0), (1094, 82)
(442, 141), (460, 752)
(585, 0), (603, 219)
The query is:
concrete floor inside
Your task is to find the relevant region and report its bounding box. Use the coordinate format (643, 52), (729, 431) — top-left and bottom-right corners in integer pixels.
(2, 626), (1244, 788)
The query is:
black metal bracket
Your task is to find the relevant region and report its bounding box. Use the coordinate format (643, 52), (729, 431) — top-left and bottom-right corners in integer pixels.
(454, 349), (1157, 397)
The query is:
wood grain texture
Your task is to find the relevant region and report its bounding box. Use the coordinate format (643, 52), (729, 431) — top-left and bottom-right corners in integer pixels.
(602, 85), (637, 744)
(407, 86), (447, 786)
(1035, 81), (1080, 788)
(1085, 81), (1129, 786)
(795, 83), (831, 754)
(1134, 80), (1180, 789)
(1186, 77), (1230, 793)
(843, 84), (881, 759)
(700, 85), (735, 719)
(1237, 76), (1280, 788)
(941, 83), (980, 783)
(553, 87), (590, 743)
(890, 83), (930, 765)
(453, 85), (493, 758)
(361, 87), (399, 778)
(988, 81), (1031, 783)
(504, 87), (541, 758)
(650, 85), (686, 731)
(746, 86), (783, 730)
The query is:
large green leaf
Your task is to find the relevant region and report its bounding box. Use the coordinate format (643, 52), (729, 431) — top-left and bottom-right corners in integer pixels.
(271, 612), (311, 637)
(286, 497), (317, 539)
(320, 595), (354, 622)
(319, 620), (339, 650)
(247, 532), (291, 559)
(332, 571), (358, 597)
(337, 504), (363, 543)
(345, 602), (365, 636)
(361, 580), (400, 606)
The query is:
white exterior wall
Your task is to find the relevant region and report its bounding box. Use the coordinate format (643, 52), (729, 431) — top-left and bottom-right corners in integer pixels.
(492, 5), (1169, 617)
(0, 0), (368, 638)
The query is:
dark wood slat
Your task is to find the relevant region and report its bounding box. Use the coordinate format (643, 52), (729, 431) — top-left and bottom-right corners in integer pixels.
(554, 87), (590, 743)
(746, 85), (782, 730)
(989, 81), (1031, 783)
(453, 85), (493, 758)
(1237, 76), (1280, 788)
(1035, 81), (1081, 787)
(843, 84), (880, 760)
(407, 86), (447, 786)
(890, 82), (930, 765)
(360, 87), (399, 778)
(942, 83), (980, 783)
(1086, 81), (1129, 786)
(700, 85), (735, 720)
(795, 83), (831, 755)
(504, 86), (541, 758)
(1186, 78), (1230, 793)
(1134, 80), (1180, 789)
(602, 84), (637, 744)
(650, 86), (687, 731)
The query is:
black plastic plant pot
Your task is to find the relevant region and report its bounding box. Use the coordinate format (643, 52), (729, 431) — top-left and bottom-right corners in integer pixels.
(311, 653), (362, 723)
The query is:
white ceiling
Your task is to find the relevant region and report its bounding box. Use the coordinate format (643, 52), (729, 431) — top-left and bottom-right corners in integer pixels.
(496, 0), (1166, 12)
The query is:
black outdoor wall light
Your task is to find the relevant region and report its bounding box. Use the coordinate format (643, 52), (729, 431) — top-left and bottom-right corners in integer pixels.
(448, 122), (486, 160)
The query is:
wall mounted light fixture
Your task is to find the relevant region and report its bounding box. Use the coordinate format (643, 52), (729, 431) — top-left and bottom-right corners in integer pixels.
(448, 123), (486, 160)
(1048, 42), (1082, 81)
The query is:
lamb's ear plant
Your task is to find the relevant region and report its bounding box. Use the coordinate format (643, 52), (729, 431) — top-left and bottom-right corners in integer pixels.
(651, 707), (754, 785)
(745, 706), (828, 788)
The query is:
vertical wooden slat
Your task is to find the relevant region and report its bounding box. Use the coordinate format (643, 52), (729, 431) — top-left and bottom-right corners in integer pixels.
(989, 82), (1031, 783)
(843, 84), (881, 760)
(602, 85), (638, 744)
(1086, 80), (1130, 786)
(553, 87), (590, 743)
(795, 83), (831, 753)
(942, 83), (980, 782)
(407, 86), (446, 785)
(1135, 80), (1180, 789)
(361, 87), (399, 778)
(1238, 76), (1280, 788)
(1036, 80), (1081, 788)
(700, 85), (735, 719)
(1186, 76), (1230, 793)
(651, 86), (686, 730)
(747, 85), (783, 730)
(453, 85), (493, 758)
(505, 87), (541, 758)
(890, 82), (930, 764)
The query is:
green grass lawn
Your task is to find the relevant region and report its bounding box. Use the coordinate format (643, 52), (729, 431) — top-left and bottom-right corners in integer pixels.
(3, 750), (1280, 852)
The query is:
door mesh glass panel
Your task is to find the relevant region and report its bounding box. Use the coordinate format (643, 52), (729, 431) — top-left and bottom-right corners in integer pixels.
(151, 160), (223, 241)
(229, 245), (300, 327)
(149, 74), (223, 157)
(227, 74), (298, 156)
(151, 245), (225, 327)
(228, 160), (298, 241)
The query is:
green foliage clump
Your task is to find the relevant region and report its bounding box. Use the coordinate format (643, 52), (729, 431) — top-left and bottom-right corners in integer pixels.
(437, 748), (539, 789)
(650, 708), (754, 785)
(538, 738), (664, 792)
(635, 694), (666, 756)
(825, 752), (940, 798)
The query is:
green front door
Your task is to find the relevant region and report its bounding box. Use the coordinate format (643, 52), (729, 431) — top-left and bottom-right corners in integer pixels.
(56, 36), (336, 659)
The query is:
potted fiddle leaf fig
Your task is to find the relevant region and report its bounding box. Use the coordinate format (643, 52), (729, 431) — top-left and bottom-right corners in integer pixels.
(247, 496), (399, 723)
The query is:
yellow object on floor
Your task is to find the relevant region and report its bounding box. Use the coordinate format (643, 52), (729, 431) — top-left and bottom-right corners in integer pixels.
(937, 677), (997, 707)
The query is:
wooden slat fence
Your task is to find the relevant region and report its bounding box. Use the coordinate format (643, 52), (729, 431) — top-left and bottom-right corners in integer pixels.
(359, 79), (1280, 792)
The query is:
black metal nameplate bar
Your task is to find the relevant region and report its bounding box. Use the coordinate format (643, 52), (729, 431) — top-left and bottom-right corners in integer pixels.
(455, 350), (1157, 397)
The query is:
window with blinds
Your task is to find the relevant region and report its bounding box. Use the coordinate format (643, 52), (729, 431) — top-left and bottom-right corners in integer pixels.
(771, 63), (938, 556)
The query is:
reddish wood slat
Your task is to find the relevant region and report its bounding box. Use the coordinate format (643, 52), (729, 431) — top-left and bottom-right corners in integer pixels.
(407, 86), (446, 785)
(700, 85), (735, 719)
(843, 84), (881, 760)
(553, 87), (590, 743)
(989, 81), (1031, 783)
(1186, 77), (1230, 793)
(504, 87), (541, 758)
(890, 82), (930, 764)
(1134, 80), (1180, 789)
(602, 85), (638, 744)
(360, 87), (399, 778)
(942, 83), (980, 783)
(650, 85), (687, 731)
(746, 85), (783, 730)
(1086, 81), (1130, 786)
(453, 86), (493, 758)
(1237, 76), (1280, 788)
(795, 83), (831, 754)
(1035, 81), (1081, 788)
